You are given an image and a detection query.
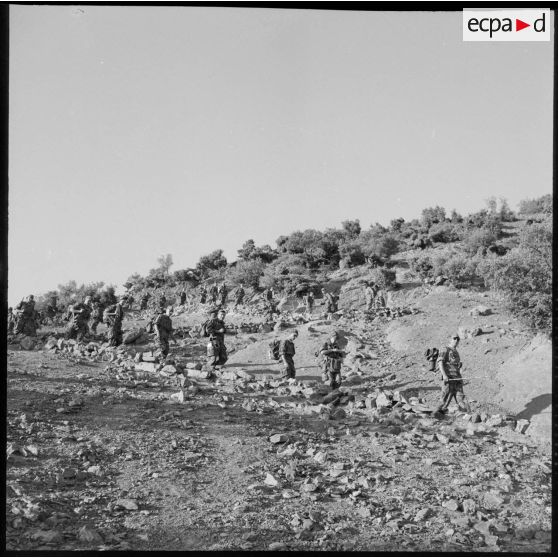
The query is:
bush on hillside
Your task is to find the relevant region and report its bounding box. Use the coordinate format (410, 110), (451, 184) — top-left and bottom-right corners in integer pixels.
(427, 222), (461, 244)
(477, 221), (552, 332)
(463, 228), (499, 255)
(368, 267), (397, 290)
(518, 193), (552, 215)
(226, 259), (266, 289)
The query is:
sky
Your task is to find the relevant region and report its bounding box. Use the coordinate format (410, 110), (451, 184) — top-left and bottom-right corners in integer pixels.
(8, 7), (553, 305)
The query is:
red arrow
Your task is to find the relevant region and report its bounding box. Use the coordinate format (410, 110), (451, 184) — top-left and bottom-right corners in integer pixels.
(516, 18), (530, 31)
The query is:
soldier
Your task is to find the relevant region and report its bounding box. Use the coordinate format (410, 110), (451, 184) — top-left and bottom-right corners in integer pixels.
(46, 294), (58, 320)
(279, 329), (298, 379)
(15, 295), (36, 335)
(89, 299), (103, 335)
(322, 288), (338, 320)
(199, 285), (208, 304)
(126, 293), (135, 310)
(178, 288), (187, 306)
(140, 292), (150, 311)
(158, 293), (167, 311)
(104, 301), (123, 346)
(205, 309), (228, 369)
(264, 298), (278, 322)
(7, 307), (15, 334)
(374, 288), (386, 310)
(218, 282), (228, 306)
(436, 334), (471, 414)
(154, 307), (175, 358)
(264, 287), (274, 302)
(364, 283), (377, 312)
(319, 331), (345, 390)
(234, 283), (245, 308)
(209, 284), (219, 304)
(303, 290), (315, 317)
(66, 297), (91, 341)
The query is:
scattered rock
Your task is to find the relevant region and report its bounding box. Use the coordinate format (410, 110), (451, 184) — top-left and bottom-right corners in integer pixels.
(115, 498), (139, 511)
(78, 525), (104, 544)
(269, 434), (288, 444)
(264, 473), (279, 487)
(515, 419), (530, 434)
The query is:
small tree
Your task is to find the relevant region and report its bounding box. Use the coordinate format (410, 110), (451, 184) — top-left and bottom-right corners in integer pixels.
(196, 249), (228, 277)
(421, 206), (446, 228)
(157, 254), (174, 276)
(341, 219), (361, 239)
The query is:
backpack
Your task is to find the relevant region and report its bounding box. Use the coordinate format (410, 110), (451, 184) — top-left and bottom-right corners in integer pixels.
(202, 320), (211, 337)
(425, 348), (439, 372)
(269, 339), (281, 361)
(155, 313), (172, 332)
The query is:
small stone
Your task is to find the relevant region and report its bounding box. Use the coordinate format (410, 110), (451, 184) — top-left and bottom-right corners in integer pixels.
(375, 391), (392, 409)
(436, 433), (450, 444)
(32, 530), (62, 543)
(87, 465), (101, 475)
(443, 499), (460, 512)
(68, 397), (84, 408)
(269, 542), (286, 551)
(160, 364), (177, 375)
(414, 508), (431, 521)
(471, 413), (481, 423)
(462, 499), (476, 514)
(486, 415), (503, 427)
(264, 473), (279, 487)
(313, 451), (327, 464)
(170, 391), (185, 403)
(483, 492), (504, 510)
(115, 498), (139, 511)
(270, 434), (289, 444)
(78, 525), (104, 544)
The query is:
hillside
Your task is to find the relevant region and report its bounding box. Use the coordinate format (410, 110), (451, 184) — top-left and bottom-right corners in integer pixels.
(7, 198), (552, 552)
(6, 259), (552, 552)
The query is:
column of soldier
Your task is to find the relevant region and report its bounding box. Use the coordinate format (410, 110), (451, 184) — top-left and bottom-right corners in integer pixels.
(8, 286), (468, 412)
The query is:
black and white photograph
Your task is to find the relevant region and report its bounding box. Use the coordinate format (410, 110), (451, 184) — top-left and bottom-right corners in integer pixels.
(5, 5), (553, 553)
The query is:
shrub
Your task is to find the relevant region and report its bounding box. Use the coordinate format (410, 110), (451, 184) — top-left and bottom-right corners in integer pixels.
(518, 194), (552, 215)
(463, 228), (498, 255)
(196, 249), (227, 277)
(226, 259), (266, 289)
(409, 254), (434, 280)
(477, 221), (552, 332)
(428, 223), (460, 244)
(368, 267), (396, 290)
(441, 255), (482, 288)
(338, 241), (366, 267)
(360, 231), (400, 259)
(421, 206), (446, 228)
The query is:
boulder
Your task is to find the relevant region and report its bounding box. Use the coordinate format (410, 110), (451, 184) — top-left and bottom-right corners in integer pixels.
(375, 391), (392, 409)
(20, 336), (36, 351)
(186, 361), (202, 370)
(134, 362), (157, 374)
(470, 305), (492, 316)
(123, 328), (145, 345)
(188, 369), (212, 380)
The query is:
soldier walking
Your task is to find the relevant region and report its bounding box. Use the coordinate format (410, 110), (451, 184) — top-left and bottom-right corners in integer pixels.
(436, 333), (471, 414)
(66, 297), (91, 341)
(7, 307), (15, 334)
(140, 292), (150, 311)
(303, 291), (315, 317)
(218, 282), (228, 306)
(234, 284), (245, 308)
(154, 308), (174, 358)
(279, 329), (299, 379)
(205, 309), (228, 369)
(209, 284), (219, 304)
(104, 302), (123, 346)
(319, 331), (345, 390)
(199, 285), (208, 304)
(89, 299), (103, 334)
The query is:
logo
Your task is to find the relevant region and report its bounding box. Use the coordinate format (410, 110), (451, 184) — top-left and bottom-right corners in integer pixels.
(463, 9), (550, 41)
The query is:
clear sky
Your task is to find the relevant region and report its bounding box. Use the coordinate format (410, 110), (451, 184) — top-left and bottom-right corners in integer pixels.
(9, 7), (553, 305)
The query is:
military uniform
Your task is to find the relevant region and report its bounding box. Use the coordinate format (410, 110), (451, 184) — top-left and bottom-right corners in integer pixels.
(218, 284), (228, 305)
(158, 295), (167, 311)
(66, 302), (91, 341)
(324, 292), (338, 316)
(210, 285), (218, 304)
(179, 290), (187, 306)
(140, 294), (150, 310)
(205, 316), (228, 366)
(280, 338), (296, 379)
(234, 286), (245, 307)
(436, 346), (470, 413)
(199, 286), (208, 304)
(155, 311), (173, 357)
(89, 302), (103, 334)
(265, 288), (274, 302)
(304, 292), (315, 314)
(104, 303), (123, 346)
(320, 340), (344, 389)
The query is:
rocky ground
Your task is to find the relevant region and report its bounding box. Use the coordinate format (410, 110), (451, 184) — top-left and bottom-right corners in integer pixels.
(5, 283), (552, 552)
